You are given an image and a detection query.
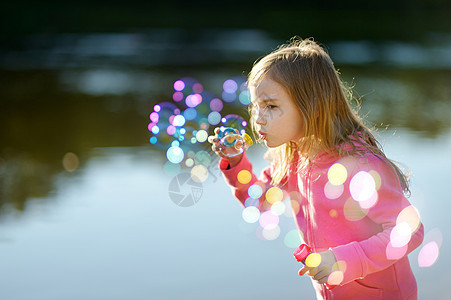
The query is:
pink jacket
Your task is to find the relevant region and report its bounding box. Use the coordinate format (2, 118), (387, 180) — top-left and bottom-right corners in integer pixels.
(220, 149), (424, 299)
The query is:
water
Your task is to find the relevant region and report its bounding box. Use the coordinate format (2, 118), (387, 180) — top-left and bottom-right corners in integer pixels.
(0, 29), (450, 299)
(0, 130), (449, 299)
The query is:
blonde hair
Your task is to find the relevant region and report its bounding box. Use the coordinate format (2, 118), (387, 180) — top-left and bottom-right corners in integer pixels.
(247, 37), (410, 194)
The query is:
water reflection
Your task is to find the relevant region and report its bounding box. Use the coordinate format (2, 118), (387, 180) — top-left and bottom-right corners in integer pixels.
(3, 29), (275, 69)
(349, 68), (451, 136)
(329, 35), (451, 68)
(0, 29), (450, 216)
(0, 70), (149, 214)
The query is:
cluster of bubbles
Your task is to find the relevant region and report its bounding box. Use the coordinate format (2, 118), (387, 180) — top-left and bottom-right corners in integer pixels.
(237, 157), (440, 268)
(148, 77), (252, 181)
(237, 169), (303, 247)
(325, 161), (382, 221)
(149, 78), (442, 266)
(149, 77), (303, 248)
(325, 160), (439, 269)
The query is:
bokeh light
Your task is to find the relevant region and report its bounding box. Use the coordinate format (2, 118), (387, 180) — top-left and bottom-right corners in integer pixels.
(324, 182), (344, 199)
(259, 211), (279, 228)
(418, 241), (439, 267)
(195, 130), (208, 143)
(62, 152), (79, 172)
(183, 108), (197, 121)
(305, 253), (322, 268)
(244, 197), (259, 208)
(172, 115), (186, 127)
(210, 98), (223, 112)
(185, 158), (194, 167)
(396, 205), (421, 233)
(166, 146), (184, 164)
(237, 170), (252, 184)
(191, 165), (208, 183)
(222, 91), (236, 102)
(167, 125), (177, 136)
(390, 222), (412, 247)
(149, 136), (157, 144)
(248, 184), (263, 199)
(349, 171), (377, 205)
(186, 94), (203, 108)
(242, 206), (260, 223)
(153, 104), (161, 112)
(173, 91), (184, 102)
(151, 125), (160, 134)
(173, 80), (185, 91)
(343, 198), (368, 221)
(207, 111), (221, 125)
(386, 242), (408, 260)
(270, 201), (286, 216)
(192, 82), (203, 93)
(265, 186), (283, 204)
(329, 209), (338, 218)
(223, 79), (238, 94)
(148, 122), (156, 132)
(327, 271), (344, 286)
(149, 112), (159, 123)
(327, 163), (347, 185)
(238, 90), (251, 105)
(369, 170), (382, 190)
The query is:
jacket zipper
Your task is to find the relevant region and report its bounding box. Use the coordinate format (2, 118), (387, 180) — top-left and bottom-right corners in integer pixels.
(306, 164), (330, 299)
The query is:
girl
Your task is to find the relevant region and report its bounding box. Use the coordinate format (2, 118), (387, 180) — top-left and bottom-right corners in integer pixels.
(209, 38), (424, 299)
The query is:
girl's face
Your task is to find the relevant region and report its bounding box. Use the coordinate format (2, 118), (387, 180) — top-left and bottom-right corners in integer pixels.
(250, 77), (305, 148)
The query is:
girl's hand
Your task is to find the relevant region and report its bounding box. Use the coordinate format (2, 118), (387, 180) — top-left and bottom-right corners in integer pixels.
(208, 127), (243, 168)
(298, 250), (338, 284)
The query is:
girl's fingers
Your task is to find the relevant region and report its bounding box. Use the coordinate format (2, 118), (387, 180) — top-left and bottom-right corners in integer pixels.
(317, 275), (330, 285)
(312, 268), (330, 282)
(298, 266), (310, 276)
(309, 265), (328, 277)
(208, 136), (219, 144)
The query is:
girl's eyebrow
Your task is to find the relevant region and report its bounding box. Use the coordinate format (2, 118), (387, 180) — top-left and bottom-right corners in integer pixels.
(252, 98), (280, 104)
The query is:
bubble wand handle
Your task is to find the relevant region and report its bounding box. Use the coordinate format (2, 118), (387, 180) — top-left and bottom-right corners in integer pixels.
(293, 244), (336, 290)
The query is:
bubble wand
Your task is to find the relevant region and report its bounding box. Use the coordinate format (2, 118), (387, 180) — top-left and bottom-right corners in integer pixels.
(215, 126), (253, 157)
(293, 244), (336, 290)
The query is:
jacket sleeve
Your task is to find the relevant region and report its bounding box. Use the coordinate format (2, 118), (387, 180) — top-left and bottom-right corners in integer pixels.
(219, 154), (286, 212)
(331, 155), (424, 285)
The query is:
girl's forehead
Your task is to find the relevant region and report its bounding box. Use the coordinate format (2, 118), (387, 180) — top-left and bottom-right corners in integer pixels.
(250, 78), (285, 98)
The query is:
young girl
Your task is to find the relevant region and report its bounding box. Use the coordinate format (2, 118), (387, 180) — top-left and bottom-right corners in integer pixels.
(209, 38), (424, 299)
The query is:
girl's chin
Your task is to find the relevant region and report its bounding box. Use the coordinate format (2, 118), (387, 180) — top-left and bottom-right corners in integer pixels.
(264, 139), (283, 148)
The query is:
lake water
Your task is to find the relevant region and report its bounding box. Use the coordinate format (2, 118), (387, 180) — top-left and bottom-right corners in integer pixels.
(0, 29), (450, 299)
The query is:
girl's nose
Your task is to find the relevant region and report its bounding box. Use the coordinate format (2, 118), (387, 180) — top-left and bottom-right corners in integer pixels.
(256, 111), (266, 125)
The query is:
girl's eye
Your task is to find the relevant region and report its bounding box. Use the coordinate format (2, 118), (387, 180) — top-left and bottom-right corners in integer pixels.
(265, 104), (277, 109)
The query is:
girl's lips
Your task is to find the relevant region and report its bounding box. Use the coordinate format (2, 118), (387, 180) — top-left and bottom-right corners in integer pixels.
(258, 131), (267, 140)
